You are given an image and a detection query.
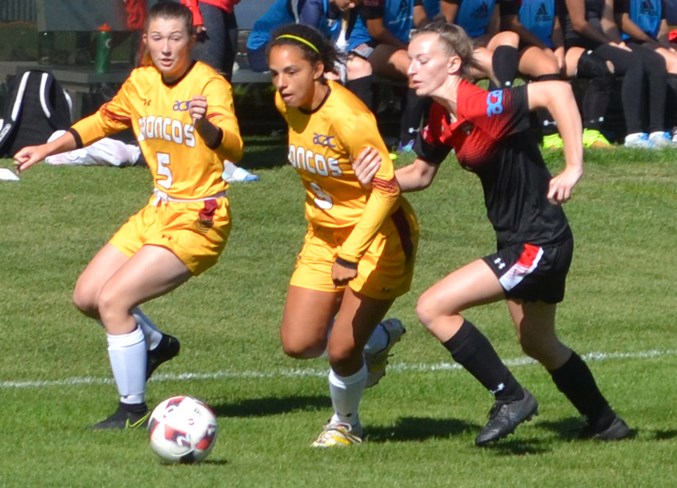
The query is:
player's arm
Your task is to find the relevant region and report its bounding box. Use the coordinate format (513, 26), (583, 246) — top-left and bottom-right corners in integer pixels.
(362, 1), (408, 50)
(565, 0), (614, 44)
(333, 114), (400, 283)
(15, 77), (136, 172)
(441, 0), (459, 23)
(198, 78), (244, 162)
(413, 0), (428, 28)
(395, 158), (440, 191)
(353, 148), (440, 192)
(501, 0), (550, 50)
(527, 81), (583, 204)
(14, 130), (77, 173)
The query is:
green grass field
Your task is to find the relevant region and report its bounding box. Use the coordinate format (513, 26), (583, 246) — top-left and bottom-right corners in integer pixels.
(0, 144), (675, 487)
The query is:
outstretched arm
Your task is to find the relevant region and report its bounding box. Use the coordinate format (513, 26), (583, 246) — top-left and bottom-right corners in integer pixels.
(527, 81), (583, 204)
(353, 147), (440, 192)
(14, 130), (78, 173)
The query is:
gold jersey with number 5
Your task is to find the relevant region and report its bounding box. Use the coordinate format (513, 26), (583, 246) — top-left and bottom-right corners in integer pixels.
(69, 61), (243, 275)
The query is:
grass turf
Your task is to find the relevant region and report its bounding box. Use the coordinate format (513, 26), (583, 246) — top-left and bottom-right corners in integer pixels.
(0, 143), (675, 487)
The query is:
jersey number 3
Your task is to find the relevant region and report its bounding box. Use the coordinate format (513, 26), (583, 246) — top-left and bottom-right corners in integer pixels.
(310, 182), (333, 210)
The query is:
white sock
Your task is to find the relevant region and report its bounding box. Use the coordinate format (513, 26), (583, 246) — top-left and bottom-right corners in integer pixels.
(328, 364), (367, 427)
(364, 322), (389, 355)
(107, 327), (147, 405)
(131, 307), (163, 350)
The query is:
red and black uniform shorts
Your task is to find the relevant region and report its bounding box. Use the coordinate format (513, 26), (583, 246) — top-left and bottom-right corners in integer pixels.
(482, 234), (574, 304)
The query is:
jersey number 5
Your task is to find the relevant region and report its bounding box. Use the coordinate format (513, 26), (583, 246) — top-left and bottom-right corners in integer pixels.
(157, 152), (173, 189)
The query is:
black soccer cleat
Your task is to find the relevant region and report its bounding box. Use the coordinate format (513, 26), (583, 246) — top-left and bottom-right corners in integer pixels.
(146, 334), (181, 380)
(580, 414), (631, 441)
(90, 403), (150, 430)
(475, 388), (539, 446)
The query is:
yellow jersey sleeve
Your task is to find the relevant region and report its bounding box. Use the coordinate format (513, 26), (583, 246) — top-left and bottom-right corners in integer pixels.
(333, 96), (400, 264)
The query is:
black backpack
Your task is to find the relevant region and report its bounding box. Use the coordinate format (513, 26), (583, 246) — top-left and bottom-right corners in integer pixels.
(0, 70), (72, 157)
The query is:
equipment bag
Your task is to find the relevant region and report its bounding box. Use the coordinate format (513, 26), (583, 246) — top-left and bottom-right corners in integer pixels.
(0, 70), (72, 157)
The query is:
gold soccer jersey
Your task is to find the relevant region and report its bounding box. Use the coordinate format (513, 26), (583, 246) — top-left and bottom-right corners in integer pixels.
(71, 61), (243, 200)
(276, 80), (401, 264)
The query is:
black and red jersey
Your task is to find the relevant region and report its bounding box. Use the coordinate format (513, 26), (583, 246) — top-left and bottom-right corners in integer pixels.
(415, 80), (571, 247)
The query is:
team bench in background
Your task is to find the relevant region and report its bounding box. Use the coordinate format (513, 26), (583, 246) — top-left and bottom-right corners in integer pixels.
(0, 0), (273, 120)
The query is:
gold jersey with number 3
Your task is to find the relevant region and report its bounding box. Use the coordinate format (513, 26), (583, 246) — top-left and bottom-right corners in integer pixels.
(276, 80), (402, 264)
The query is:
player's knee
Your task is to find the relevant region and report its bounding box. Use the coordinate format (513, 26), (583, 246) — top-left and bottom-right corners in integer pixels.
(72, 282), (99, 318)
(326, 341), (357, 367)
(577, 50), (614, 79)
(281, 334), (325, 359)
(518, 332), (561, 363)
(415, 292), (439, 330)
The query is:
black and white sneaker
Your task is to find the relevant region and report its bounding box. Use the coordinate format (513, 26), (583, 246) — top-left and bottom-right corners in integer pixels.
(90, 403), (150, 430)
(146, 334), (180, 380)
(475, 388), (539, 446)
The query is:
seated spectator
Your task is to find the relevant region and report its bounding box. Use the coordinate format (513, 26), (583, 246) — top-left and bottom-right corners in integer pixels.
(502, 0), (613, 148)
(440, 0), (520, 89)
(615, 0), (677, 143)
(563, 0), (672, 148)
(244, 1), (374, 108)
(348, 0), (429, 152)
(414, 0), (441, 24)
(246, 0), (359, 71)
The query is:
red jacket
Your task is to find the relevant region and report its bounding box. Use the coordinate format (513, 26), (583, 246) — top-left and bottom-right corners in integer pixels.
(181, 0), (242, 25)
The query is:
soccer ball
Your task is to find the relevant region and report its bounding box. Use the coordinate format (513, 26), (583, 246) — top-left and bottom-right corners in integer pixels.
(148, 395), (218, 464)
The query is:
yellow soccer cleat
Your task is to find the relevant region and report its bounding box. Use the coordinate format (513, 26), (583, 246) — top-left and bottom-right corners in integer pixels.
(311, 422), (363, 447)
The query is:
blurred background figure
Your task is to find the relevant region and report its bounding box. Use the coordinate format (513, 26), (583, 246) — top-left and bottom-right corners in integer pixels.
(182, 0), (260, 181)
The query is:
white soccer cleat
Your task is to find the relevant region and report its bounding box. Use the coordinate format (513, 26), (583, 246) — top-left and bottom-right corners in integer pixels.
(364, 318), (406, 388)
(311, 422), (363, 447)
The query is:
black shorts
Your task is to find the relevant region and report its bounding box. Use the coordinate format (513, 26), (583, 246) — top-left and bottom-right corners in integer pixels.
(482, 235), (574, 304)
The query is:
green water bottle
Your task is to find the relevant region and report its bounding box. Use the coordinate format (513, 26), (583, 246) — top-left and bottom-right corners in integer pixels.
(95, 23), (112, 74)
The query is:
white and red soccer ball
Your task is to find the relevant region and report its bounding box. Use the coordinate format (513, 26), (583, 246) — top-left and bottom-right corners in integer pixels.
(148, 395), (218, 464)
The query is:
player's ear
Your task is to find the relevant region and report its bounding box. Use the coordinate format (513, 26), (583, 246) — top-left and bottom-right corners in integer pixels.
(448, 54), (462, 76)
(313, 61), (325, 81)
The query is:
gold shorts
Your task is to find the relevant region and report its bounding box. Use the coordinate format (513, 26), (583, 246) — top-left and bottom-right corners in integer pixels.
(109, 196), (231, 276)
(290, 200), (419, 300)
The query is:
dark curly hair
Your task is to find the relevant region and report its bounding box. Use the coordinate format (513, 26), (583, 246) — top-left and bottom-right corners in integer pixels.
(268, 23), (340, 76)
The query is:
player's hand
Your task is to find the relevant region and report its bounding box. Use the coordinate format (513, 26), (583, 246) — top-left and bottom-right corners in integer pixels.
(189, 95), (208, 126)
(331, 261), (358, 287)
(352, 146), (382, 189)
(13, 146), (47, 173)
(548, 166), (583, 205)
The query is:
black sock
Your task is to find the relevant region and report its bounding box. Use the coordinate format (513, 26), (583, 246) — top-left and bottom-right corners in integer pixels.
(121, 401), (148, 414)
(399, 88), (426, 143)
(346, 75), (374, 111)
(533, 75), (560, 134)
(549, 351), (615, 429)
(489, 46), (519, 90)
(443, 320), (522, 401)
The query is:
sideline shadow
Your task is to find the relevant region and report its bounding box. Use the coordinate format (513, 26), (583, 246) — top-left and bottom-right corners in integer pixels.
(366, 416), (475, 443)
(479, 438), (551, 456)
(367, 416), (551, 455)
(210, 394), (330, 418)
(535, 416), (587, 440)
(536, 417), (645, 441)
